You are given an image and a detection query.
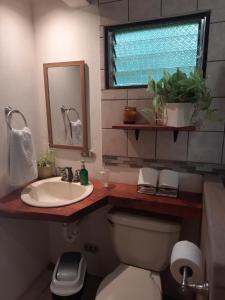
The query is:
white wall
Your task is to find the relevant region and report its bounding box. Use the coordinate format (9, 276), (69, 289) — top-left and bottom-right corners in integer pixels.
(32, 0), (118, 277)
(0, 1), (50, 299)
(0, 0), (39, 197)
(32, 0), (104, 174)
(32, 0), (141, 185)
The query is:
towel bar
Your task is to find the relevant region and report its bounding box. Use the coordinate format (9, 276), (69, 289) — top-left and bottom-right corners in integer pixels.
(61, 105), (80, 123)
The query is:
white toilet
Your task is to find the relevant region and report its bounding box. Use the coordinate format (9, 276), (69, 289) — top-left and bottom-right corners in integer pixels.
(96, 210), (181, 300)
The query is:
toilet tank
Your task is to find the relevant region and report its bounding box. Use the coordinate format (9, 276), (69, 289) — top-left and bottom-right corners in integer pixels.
(108, 210), (181, 272)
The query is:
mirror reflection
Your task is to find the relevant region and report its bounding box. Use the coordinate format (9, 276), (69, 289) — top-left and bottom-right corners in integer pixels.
(44, 61), (88, 151)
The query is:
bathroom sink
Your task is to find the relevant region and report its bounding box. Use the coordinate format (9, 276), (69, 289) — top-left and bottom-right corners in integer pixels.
(21, 177), (93, 208)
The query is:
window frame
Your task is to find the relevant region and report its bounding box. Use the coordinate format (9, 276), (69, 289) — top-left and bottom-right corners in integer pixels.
(104, 11), (210, 89)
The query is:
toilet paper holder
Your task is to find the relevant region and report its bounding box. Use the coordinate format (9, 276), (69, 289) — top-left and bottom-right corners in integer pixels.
(180, 266), (209, 298)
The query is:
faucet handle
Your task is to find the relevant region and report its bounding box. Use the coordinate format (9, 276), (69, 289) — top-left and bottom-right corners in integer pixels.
(64, 167), (74, 182)
(56, 167), (74, 182)
(73, 169), (80, 182)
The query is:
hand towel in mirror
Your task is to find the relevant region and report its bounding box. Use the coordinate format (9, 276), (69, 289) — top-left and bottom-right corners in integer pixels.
(70, 120), (82, 145)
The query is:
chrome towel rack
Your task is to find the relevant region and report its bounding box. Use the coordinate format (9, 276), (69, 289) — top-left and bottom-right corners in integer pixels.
(5, 106), (28, 130)
(61, 105), (80, 123)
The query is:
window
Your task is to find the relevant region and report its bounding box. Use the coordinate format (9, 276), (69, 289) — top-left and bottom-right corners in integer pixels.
(105, 12), (210, 89)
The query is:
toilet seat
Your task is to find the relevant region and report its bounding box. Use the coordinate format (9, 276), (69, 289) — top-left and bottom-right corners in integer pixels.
(96, 264), (162, 300)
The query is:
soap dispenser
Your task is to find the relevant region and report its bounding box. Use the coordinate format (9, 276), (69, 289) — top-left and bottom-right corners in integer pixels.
(80, 160), (89, 186)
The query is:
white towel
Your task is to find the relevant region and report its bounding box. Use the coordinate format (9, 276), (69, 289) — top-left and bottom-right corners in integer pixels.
(138, 168), (159, 187)
(137, 168), (159, 195)
(158, 169), (179, 189)
(9, 126), (38, 186)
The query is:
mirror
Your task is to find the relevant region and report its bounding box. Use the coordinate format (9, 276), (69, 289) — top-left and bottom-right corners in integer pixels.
(43, 61), (88, 151)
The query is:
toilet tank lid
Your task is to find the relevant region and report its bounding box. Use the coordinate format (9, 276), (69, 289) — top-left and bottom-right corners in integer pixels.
(108, 211), (181, 233)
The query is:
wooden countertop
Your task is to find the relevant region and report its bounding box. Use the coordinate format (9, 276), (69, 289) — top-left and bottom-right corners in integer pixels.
(0, 179), (202, 222)
(108, 183), (202, 220)
(0, 180), (108, 223)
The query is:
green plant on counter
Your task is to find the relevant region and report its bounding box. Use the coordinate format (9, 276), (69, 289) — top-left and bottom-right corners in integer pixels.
(147, 68), (216, 122)
(37, 149), (55, 168)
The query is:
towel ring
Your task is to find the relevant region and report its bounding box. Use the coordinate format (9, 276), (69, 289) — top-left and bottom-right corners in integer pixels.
(66, 108), (80, 123)
(61, 106), (80, 123)
(6, 109), (28, 130)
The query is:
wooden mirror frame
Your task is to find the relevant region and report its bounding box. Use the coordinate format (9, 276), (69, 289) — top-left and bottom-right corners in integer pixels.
(43, 61), (88, 151)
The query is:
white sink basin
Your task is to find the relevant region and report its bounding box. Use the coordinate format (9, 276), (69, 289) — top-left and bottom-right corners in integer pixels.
(21, 177), (94, 208)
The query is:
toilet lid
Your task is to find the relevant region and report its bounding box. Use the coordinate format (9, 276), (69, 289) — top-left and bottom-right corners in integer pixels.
(96, 264), (162, 300)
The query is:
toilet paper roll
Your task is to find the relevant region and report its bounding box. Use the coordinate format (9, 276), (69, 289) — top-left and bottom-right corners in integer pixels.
(170, 240), (203, 284)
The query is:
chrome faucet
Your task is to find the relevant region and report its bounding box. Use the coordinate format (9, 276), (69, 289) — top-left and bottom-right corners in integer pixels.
(61, 167), (74, 182)
(57, 167), (80, 182)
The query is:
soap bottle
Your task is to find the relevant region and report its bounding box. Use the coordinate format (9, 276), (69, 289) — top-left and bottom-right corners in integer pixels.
(80, 160), (89, 186)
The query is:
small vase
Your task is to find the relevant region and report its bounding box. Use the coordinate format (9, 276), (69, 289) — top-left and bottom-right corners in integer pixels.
(123, 106), (137, 124)
(38, 166), (53, 179)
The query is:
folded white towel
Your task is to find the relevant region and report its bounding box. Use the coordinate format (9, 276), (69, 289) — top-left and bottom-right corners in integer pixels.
(138, 168), (159, 187)
(158, 169), (179, 189)
(9, 127), (38, 186)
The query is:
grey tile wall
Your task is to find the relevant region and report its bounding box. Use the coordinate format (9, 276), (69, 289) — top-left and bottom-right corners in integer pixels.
(101, 89), (127, 99)
(99, 0), (225, 169)
(198, 0), (225, 23)
(102, 129), (127, 156)
(102, 100), (127, 128)
(129, 0), (161, 21)
(198, 99), (225, 132)
(162, 0), (197, 16)
(127, 88), (152, 99)
(222, 142), (225, 164)
(188, 132), (224, 163)
(127, 99), (154, 124)
(208, 22), (225, 61)
(99, 0), (128, 25)
(156, 131), (188, 161)
(206, 61), (225, 97)
(128, 131), (156, 159)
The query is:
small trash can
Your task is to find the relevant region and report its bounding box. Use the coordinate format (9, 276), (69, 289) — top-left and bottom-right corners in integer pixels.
(50, 252), (87, 300)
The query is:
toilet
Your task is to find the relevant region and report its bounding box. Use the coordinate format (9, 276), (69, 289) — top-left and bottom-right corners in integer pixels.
(96, 210), (181, 300)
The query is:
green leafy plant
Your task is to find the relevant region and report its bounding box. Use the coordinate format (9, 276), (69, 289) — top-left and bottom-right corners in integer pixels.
(37, 149), (55, 168)
(147, 68), (216, 122)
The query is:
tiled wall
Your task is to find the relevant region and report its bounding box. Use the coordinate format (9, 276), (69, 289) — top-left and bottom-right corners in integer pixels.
(99, 0), (225, 167)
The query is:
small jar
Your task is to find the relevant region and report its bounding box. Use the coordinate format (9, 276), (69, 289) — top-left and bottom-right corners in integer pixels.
(123, 106), (137, 124)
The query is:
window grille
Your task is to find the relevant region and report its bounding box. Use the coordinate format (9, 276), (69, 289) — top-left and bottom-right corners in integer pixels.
(105, 12), (210, 88)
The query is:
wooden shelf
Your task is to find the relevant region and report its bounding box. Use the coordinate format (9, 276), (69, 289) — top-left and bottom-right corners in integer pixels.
(112, 124), (195, 130)
(112, 124), (196, 142)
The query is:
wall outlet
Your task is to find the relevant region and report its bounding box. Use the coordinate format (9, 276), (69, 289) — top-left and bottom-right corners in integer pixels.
(84, 243), (99, 253)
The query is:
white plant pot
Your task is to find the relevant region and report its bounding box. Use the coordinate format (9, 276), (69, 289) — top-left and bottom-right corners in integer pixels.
(164, 103), (194, 127)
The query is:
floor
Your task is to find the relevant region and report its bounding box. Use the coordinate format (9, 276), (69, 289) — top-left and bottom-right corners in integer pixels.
(20, 267), (101, 300)
(39, 274), (101, 300)
(20, 266), (181, 300)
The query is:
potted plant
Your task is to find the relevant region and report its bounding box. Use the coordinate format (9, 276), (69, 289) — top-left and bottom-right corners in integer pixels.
(147, 68), (214, 127)
(37, 149), (55, 179)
